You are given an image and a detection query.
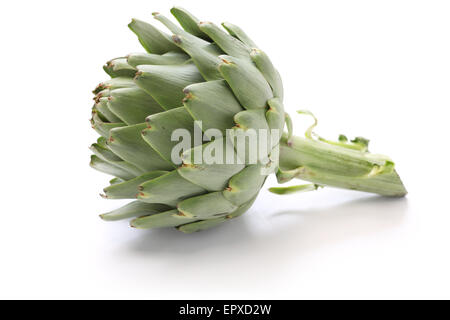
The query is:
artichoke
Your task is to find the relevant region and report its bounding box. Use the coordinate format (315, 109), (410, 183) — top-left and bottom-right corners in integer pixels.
(90, 7), (407, 233)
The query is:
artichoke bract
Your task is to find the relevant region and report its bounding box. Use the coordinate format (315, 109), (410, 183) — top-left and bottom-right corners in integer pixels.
(90, 8), (407, 233)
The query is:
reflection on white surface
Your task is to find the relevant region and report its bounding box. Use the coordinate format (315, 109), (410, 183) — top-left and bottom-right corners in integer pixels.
(124, 192), (408, 256)
(92, 186), (412, 299)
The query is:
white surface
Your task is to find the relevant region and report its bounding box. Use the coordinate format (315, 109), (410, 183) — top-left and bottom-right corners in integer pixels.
(1, 0), (449, 299)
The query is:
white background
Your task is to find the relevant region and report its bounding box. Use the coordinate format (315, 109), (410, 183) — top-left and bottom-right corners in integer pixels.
(0, 0), (449, 299)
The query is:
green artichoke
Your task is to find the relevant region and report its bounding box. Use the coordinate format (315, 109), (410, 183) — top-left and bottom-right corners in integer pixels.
(90, 7), (406, 233)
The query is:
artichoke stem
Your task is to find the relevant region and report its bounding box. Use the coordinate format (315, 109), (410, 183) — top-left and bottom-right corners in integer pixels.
(277, 135), (407, 197)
